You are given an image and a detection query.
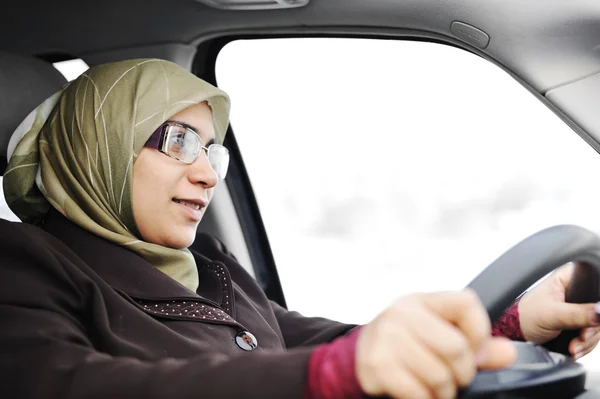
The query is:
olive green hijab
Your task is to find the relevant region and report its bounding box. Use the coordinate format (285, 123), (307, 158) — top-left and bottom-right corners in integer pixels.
(3, 58), (230, 292)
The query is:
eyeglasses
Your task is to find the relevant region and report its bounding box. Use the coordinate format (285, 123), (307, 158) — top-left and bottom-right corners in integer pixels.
(144, 121), (229, 181)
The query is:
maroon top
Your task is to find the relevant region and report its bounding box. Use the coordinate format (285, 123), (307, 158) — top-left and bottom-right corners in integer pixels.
(491, 301), (525, 341)
(305, 301), (524, 399)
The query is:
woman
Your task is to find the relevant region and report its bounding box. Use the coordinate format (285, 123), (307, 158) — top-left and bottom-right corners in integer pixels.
(0, 58), (599, 399)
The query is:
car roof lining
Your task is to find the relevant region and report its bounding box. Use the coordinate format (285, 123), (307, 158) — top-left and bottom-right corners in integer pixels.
(2, 0), (599, 91)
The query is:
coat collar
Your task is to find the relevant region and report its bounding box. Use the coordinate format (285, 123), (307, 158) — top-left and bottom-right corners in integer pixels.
(41, 209), (218, 303)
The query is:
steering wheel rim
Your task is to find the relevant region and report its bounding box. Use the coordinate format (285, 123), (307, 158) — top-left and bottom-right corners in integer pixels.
(460, 225), (600, 398)
(467, 225), (600, 324)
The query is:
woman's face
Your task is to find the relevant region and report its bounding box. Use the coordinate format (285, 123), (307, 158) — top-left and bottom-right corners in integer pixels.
(132, 102), (218, 249)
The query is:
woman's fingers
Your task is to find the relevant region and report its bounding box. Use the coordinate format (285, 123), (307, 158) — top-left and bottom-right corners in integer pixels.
(419, 290), (491, 353)
(389, 326), (457, 399)
(579, 339), (600, 359)
(551, 302), (599, 330)
(517, 263), (600, 344)
(355, 290), (510, 399)
(382, 366), (433, 399)
(580, 326), (600, 342)
(573, 337), (599, 359)
(571, 327), (600, 359)
(355, 316), (435, 398)
(400, 303), (477, 387)
(476, 337), (517, 370)
(417, 290), (516, 370)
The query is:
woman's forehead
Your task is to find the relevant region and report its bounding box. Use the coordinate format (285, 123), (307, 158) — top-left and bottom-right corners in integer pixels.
(167, 102), (216, 139)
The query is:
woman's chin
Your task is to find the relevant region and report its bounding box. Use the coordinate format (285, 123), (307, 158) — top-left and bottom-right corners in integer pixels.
(168, 236), (196, 249)
(152, 231), (196, 249)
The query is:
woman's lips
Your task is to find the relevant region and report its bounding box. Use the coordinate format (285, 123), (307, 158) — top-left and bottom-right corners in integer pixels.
(173, 199), (202, 210)
(172, 198), (206, 221)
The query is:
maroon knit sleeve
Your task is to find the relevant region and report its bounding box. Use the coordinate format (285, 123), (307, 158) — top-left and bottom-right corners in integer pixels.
(491, 301), (525, 341)
(304, 300), (525, 399)
(303, 327), (368, 399)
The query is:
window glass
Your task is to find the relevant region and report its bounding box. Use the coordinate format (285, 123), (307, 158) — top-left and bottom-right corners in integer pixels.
(216, 38), (600, 316)
(228, 38), (600, 367)
(0, 177), (19, 221)
(53, 58), (89, 81)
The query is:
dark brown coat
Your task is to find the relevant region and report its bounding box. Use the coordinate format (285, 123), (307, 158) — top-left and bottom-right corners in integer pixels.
(0, 210), (355, 399)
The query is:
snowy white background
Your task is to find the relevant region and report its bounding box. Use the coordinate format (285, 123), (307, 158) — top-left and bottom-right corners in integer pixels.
(216, 39), (600, 371)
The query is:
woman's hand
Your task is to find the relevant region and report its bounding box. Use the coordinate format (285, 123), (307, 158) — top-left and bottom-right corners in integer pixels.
(518, 263), (600, 359)
(355, 290), (516, 399)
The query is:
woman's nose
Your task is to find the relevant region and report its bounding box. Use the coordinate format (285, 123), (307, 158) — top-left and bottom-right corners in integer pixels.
(188, 151), (218, 188)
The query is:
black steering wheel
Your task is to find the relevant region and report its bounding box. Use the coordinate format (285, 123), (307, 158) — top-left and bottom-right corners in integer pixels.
(460, 225), (600, 398)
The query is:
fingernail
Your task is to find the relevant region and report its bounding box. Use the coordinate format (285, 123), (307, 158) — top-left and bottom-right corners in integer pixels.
(586, 330), (594, 341)
(575, 345), (583, 355)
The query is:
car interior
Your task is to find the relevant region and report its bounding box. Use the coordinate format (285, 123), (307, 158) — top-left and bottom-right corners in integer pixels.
(3, 0), (600, 397)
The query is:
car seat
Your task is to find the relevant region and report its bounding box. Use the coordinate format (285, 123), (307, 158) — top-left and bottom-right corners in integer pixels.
(0, 52), (66, 220)
(0, 52), (67, 174)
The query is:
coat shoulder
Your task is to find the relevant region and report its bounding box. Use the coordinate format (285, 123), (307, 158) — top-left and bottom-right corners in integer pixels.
(0, 218), (77, 260)
(0, 218), (86, 306)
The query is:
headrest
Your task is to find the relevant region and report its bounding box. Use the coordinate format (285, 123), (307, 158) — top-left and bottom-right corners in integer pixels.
(0, 52), (67, 174)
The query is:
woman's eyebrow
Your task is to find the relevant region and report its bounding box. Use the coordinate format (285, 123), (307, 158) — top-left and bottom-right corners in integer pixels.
(168, 120), (198, 132)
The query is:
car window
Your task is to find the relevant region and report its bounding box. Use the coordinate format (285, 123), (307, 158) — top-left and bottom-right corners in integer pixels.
(216, 38), (600, 368)
(53, 59), (89, 82)
(0, 177), (18, 221)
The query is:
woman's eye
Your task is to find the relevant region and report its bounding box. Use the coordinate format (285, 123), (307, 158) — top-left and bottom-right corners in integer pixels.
(171, 134), (185, 146)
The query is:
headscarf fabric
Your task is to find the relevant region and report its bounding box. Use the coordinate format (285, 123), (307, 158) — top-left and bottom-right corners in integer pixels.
(3, 58), (230, 292)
